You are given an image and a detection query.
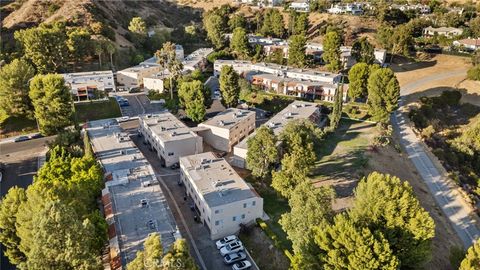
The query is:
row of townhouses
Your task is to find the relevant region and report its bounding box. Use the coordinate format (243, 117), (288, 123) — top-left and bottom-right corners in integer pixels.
(214, 60), (347, 102)
(87, 119), (181, 269)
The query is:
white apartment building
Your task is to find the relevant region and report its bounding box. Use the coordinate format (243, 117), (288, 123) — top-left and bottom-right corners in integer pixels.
(182, 48), (214, 72)
(197, 108), (256, 152)
(139, 112), (203, 167)
(62, 70), (115, 101)
(327, 3), (363, 15)
(116, 64), (162, 88)
(214, 60), (342, 84)
(180, 152), (264, 240)
(143, 72), (168, 93)
(232, 100), (321, 168)
(290, 0), (310, 12)
(423, 26), (463, 38)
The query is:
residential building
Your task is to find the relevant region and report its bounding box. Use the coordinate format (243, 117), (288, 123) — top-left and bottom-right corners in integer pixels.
(232, 100), (321, 168)
(88, 119), (180, 269)
(197, 108), (256, 152)
(423, 26), (463, 37)
(453, 38), (480, 51)
(143, 72), (168, 93)
(139, 112), (203, 167)
(182, 48), (214, 72)
(235, 0), (283, 7)
(116, 64), (161, 88)
(391, 4), (430, 14)
(62, 70), (115, 101)
(290, 0), (310, 12)
(327, 3), (363, 15)
(214, 60), (342, 84)
(179, 152), (264, 240)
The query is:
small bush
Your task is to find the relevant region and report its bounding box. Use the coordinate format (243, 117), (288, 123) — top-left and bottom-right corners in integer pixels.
(467, 66), (480, 81)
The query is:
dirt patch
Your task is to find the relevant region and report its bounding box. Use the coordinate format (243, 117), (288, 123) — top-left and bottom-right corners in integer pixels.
(177, 0), (233, 11)
(366, 141), (463, 270)
(240, 226), (290, 270)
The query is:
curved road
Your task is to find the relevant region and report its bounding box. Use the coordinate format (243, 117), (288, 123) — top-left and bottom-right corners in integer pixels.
(393, 68), (480, 248)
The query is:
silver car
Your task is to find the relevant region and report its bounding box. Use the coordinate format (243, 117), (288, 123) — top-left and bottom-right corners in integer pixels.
(220, 241), (244, 256)
(224, 251), (246, 264)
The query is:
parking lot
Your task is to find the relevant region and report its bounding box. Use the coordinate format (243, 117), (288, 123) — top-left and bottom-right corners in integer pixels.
(125, 126), (258, 270)
(111, 92), (164, 117)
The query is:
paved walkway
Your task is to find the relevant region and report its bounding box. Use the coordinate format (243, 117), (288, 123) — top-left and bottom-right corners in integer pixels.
(393, 69), (480, 248)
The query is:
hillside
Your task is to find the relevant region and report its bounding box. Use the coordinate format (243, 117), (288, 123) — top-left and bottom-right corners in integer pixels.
(1, 0), (203, 47)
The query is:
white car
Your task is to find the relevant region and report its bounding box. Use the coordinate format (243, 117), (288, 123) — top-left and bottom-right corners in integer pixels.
(224, 251), (246, 264)
(216, 235), (237, 249)
(220, 241), (244, 256)
(232, 260), (252, 270)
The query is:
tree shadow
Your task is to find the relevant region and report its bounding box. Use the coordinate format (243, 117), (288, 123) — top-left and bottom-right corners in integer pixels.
(391, 59), (438, 73)
(403, 87), (480, 108)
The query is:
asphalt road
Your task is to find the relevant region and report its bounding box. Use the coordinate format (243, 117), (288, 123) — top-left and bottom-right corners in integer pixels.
(0, 137), (50, 270)
(393, 69), (480, 248)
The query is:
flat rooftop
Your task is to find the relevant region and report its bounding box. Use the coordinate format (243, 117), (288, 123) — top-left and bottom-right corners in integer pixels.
(62, 70), (113, 79)
(249, 72), (337, 88)
(119, 63), (159, 74)
(141, 112), (200, 142)
(180, 152), (259, 207)
(87, 119), (179, 265)
(235, 100), (319, 150)
(199, 108), (254, 130)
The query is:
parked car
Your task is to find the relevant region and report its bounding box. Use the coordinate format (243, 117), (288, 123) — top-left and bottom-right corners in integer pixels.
(119, 99), (130, 107)
(232, 260), (251, 270)
(14, 136), (30, 143)
(224, 251), (246, 264)
(129, 87), (141, 93)
(216, 235), (237, 249)
(117, 116), (130, 122)
(220, 241), (244, 256)
(29, 133), (44, 139)
(170, 163), (180, 170)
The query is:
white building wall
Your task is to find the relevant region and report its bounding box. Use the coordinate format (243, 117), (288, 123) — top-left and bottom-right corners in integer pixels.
(143, 77), (165, 92)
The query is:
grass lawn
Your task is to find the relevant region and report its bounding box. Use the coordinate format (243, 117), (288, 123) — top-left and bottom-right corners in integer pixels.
(0, 116), (38, 139)
(75, 98), (121, 123)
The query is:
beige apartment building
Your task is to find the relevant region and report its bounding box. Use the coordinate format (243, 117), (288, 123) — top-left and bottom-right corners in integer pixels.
(232, 100), (321, 168)
(139, 112), (203, 167)
(197, 108), (255, 152)
(116, 64), (161, 88)
(179, 152), (264, 240)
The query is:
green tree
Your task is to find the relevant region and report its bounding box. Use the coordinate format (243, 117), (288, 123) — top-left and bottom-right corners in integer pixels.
(127, 233), (163, 270)
(128, 17), (147, 41)
(246, 126), (278, 179)
(230, 27), (250, 60)
(104, 40), (116, 68)
(391, 24), (414, 57)
(29, 74), (73, 135)
(329, 85), (343, 130)
(0, 59), (35, 119)
(219, 65), (240, 108)
(460, 241), (480, 270)
(367, 68), (400, 123)
(0, 187), (27, 265)
(350, 172), (435, 268)
(288, 34), (307, 68)
(14, 22), (69, 73)
(315, 214), (399, 270)
(66, 27), (92, 64)
(162, 239), (199, 270)
(178, 80), (206, 122)
(376, 25), (394, 51)
(348, 62), (371, 100)
(261, 9), (285, 38)
(322, 31), (342, 72)
(351, 37), (375, 65)
(294, 13), (308, 36)
(467, 66), (480, 81)
(228, 14), (246, 31)
(280, 181), (334, 269)
(155, 42), (184, 100)
(204, 14), (227, 49)
(279, 119), (324, 155)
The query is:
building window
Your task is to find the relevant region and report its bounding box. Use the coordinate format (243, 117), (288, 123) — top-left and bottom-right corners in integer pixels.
(252, 201), (256, 206)
(241, 214), (245, 219)
(233, 216), (236, 222)
(215, 221), (220, 226)
(215, 209), (220, 214)
(243, 203), (247, 208)
(168, 152), (174, 156)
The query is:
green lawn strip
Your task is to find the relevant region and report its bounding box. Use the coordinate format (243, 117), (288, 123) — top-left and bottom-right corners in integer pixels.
(74, 98), (121, 123)
(0, 116), (38, 138)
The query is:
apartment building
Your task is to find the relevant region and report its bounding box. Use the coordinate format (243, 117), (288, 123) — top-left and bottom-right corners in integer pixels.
(88, 119), (180, 269)
(182, 48), (214, 72)
(423, 26), (463, 38)
(180, 152), (264, 240)
(116, 64), (162, 88)
(62, 70), (115, 101)
(143, 72), (168, 92)
(197, 108), (256, 152)
(139, 112), (203, 167)
(232, 100), (321, 168)
(327, 3), (364, 15)
(214, 60), (342, 84)
(290, 0), (310, 12)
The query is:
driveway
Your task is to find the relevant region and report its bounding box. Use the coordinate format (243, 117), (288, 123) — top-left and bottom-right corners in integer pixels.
(122, 123), (258, 270)
(393, 69), (480, 248)
(113, 92), (164, 117)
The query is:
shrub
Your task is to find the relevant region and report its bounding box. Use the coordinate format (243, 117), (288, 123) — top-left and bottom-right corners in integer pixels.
(467, 66), (480, 81)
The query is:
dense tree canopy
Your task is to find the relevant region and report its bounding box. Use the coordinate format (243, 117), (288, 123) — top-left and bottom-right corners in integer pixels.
(351, 37), (375, 65)
(128, 233), (163, 270)
(367, 68), (400, 123)
(178, 80), (206, 122)
(230, 27), (250, 60)
(162, 239), (198, 270)
(322, 31), (342, 72)
(261, 9), (285, 38)
(0, 59), (35, 119)
(204, 14), (227, 49)
(155, 42), (184, 99)
(219, 65), (240, 108)
(128, 17), (147, 41)
(29, 74), (73, 135)
(460, 241), (480, 270)
(0, 187), (27, 265)
(246, 126), (278, 178)
(288, 34), (307, 68)
(348, 63), (379, 100)
(329, 86), (343, 130)
(350, 172), (435, 269)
